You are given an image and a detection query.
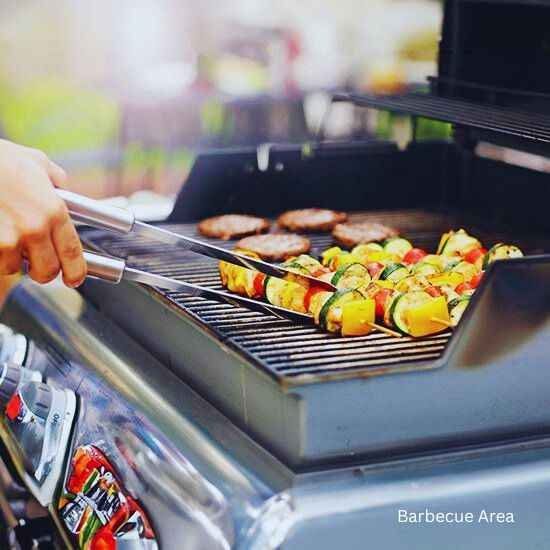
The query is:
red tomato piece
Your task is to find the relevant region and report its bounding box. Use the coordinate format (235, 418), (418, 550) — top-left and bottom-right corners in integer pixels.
(374, 288), (393, 318)
(425, 286), (443, 297)
(403, 248), (428, 265)
(464, 247), (487, 264)
(455, 282), (473, 294)
(470, 272), (483, 288)
(304, 286), (325, 312)
(253, 273), (266, 298)
(366, 262), (385, 279)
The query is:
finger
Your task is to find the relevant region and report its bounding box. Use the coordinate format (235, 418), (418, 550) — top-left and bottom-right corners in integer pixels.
(51, 216), (86, 287)
(18, 145), (67, 188)
(24, 233), (61, 284)
(0, 222), (22, 276)
(46, 160), (68, 189)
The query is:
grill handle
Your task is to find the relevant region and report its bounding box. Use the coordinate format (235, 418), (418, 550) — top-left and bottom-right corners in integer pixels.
(56, 189), (135, 234)
(83, 251), (125, 284)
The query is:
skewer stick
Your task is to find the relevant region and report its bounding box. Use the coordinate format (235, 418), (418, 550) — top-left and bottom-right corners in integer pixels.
(430, 317), (453, 328)
(368, 322), (402, 338)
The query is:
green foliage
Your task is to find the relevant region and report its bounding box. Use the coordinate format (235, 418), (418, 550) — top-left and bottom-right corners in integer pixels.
(0, 79), (119, 155)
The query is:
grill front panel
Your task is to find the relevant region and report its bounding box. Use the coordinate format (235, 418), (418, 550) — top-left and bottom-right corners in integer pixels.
(83, 209), (548, 381)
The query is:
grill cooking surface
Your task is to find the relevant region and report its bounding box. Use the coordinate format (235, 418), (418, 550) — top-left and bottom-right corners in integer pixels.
(83, 209), (546, 382)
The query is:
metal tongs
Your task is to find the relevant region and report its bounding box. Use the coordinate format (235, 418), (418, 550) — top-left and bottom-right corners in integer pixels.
(57, 189), (333, 324)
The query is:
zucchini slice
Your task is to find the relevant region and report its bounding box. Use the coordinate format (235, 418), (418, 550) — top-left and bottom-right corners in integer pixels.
(482, 244), (523, 270)
(319, 289), (364, 332)
(380, 263), (409, 283)
(448, 297), (471, 326)
(384, 238), (413, 258)
(264, 276), (287, 306)
(440, 229), (480, 257)
(388, 291), (432, 334)
(331, 263), (370, 289)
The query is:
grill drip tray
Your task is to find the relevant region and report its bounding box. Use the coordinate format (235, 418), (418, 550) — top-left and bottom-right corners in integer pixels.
(81, 209), (550, 468)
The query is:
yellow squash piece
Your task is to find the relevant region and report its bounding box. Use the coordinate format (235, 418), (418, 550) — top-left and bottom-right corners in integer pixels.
(406, 296), (450, 337)
(341, 299), (376, 336)
(321, 247), (342, 267)
(428, 272), (464, 287)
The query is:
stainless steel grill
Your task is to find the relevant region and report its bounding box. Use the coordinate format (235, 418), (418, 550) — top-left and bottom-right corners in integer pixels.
(82, 209), (547, 380)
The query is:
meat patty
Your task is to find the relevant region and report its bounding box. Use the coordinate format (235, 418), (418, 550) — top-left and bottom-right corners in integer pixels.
(278, 208), (347, 232)
(332, 221), (399, 248)
(236, 234), (311, 262)
(198, 214), (270, 240)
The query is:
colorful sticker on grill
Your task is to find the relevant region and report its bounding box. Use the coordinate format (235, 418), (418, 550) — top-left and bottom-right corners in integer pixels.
(58, 444), (158, 550)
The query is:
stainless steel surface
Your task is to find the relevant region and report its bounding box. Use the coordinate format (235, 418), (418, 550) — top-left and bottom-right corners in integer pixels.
(83, 251), (125, 283)
(82, 210), (470, 379)
(56, 188), (135, 234)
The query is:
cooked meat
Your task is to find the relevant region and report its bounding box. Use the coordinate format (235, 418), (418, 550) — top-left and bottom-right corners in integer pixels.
(278, 208), (348, 232)
(198, 214), (270, 240)
(332, 221), (399, 248)
(236, 234), (311, 262)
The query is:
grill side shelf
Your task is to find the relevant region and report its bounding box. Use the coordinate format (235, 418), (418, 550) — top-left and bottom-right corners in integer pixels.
(441, 254), (550, 370)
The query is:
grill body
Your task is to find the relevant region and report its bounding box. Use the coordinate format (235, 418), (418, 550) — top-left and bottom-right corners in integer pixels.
(81, 141), (550, 468)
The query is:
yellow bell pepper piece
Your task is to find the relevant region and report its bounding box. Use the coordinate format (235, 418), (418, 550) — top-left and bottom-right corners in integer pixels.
(341, 299), (375, 336)
(405, 296), (450, 337)
(374, 279), (395, 289)
(428, 272), (464, 287)
(321, 246), (342, 266)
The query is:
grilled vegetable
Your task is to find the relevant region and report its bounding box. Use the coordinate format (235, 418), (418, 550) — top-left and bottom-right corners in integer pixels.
(264, 277), (307, 312)
(406, 296), (450, 337)
(482, 244), (524, 269)
(352, 243), (384, 258)
(383, 238), (413, 258)
(380, 263), (409, 283)
(448, 296), (471, 326)
(321, 246), (343, 267)
(439, 229), (481, 257)
(388, 291), (430, 333)
(218, 226), (526, 339)
(413, 261), (440, 277)
(464, 247), (487, 268)
(428, 271), (464, 287)
(403, 248), (428, 265)
(319, 289), (364, 332)
(284, 254), (324, 274)
(331, 263), (371, 290)
(341, 299), (376, 336)
(450, 260), (479, 282)
(389, 291), (449, 336)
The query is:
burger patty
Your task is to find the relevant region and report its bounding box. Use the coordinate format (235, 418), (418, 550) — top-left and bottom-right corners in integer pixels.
(198, 214), (270, 240)
(236, 234), (311, 262)
(332, 221), (399, 248)
(277, 208), (347, 232)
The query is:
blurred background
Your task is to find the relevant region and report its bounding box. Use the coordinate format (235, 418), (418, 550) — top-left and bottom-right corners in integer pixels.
(0, 0), (446, 213)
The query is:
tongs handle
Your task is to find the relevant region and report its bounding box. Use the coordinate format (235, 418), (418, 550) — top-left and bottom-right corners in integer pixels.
(57, 189), (135, 234)
(83, 251), (126, 284)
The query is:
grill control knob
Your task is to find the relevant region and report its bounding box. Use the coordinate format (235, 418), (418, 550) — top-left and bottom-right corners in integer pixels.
(19, 383), (52, 421)
(0, 363), (22, 406)
(0, 325), (28, 366)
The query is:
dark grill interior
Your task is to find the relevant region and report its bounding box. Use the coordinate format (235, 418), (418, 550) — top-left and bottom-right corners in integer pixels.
(82, 209), (549, 380)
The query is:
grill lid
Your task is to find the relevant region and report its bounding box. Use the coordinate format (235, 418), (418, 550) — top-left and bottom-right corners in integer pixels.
(335, 0), (550, 157)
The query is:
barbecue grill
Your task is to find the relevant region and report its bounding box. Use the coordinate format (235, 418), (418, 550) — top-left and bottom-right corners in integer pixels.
(3, 1), (550, 548)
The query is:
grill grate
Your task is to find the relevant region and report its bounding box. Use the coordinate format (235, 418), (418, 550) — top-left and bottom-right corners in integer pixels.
(82, 209), (546, 380)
